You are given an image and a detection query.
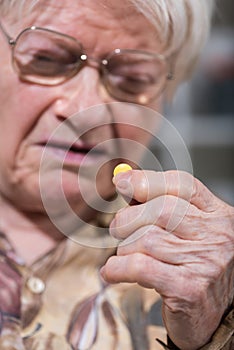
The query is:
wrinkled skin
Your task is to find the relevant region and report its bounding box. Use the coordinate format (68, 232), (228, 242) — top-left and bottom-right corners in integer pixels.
(101, 170), (234, 349)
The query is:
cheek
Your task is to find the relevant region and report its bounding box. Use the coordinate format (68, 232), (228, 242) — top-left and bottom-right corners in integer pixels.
(0, 74), (52, 163)
(2, 84), (46, 131)
(0, 67), (55, 201)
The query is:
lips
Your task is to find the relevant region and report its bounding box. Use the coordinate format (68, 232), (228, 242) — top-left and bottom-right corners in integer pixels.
(37, 139), (108, 166)
(44, 140), (92, 154)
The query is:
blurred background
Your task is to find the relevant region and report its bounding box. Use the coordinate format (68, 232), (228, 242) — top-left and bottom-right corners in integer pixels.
(155, 0), (234, 205)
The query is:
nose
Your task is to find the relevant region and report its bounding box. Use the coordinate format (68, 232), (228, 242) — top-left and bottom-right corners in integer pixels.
(52, 66), (112, 122)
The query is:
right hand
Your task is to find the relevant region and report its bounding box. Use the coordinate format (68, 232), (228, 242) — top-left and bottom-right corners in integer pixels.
(102, 169), (234, 350)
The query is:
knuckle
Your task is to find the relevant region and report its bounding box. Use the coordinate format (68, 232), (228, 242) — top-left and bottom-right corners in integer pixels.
(192, 177), (201, 198)
(129, 253), (155, 286)
(132, 171), (149, 202)
(112, 207), (139, 230)
(165, 170), (195, 200)
(194, 252), (230, 282)
(141, 229), (158, 254)
(129, 253), (145, 276)
(142, 235), (154, 254)
(157, 195), (179, 226)
(104, 258), (118, 281)
(109, 210), (127, 238)
(109, 224), (120, 239)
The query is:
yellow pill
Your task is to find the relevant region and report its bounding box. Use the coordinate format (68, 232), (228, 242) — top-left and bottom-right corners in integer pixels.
(113, 163), (132, 177)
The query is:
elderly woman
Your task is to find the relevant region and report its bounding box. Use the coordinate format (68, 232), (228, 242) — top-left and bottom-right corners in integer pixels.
(0, 0), (233, 349)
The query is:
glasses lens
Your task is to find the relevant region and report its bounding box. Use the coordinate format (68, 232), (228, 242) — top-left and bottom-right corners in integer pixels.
(103, 50), (167, 104)
(13, 28), (82, 85)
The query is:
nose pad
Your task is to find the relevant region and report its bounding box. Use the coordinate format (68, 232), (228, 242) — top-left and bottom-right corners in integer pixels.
(52, 67), (114, 134)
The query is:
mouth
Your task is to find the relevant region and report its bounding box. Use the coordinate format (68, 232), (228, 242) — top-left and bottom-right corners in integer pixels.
(45, 141), (92, 153)
(37, 140), (108, 166)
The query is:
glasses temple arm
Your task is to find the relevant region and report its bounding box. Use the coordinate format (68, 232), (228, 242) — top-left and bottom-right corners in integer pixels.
(0, 21), (15, 44)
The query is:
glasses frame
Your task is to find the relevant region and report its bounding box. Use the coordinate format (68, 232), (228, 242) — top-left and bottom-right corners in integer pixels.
(0, 21), (174, 104)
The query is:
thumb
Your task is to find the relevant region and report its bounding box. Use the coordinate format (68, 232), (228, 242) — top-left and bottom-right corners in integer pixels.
(113, 170), (220, 212)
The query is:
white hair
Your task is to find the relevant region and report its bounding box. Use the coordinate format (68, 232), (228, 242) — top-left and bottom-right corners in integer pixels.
(0, 0), (39, 16)
(0, 0), (214, 95)
(129, 0), (215, 96)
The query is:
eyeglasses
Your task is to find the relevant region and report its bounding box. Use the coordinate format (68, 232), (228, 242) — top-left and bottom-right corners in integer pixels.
(0, 22), (173, 104)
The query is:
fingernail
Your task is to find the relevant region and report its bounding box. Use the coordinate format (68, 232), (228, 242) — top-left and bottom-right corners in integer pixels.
(113, 172), (132, 187)
(115, 179), (131, 190)
(100, 266), (106, 280)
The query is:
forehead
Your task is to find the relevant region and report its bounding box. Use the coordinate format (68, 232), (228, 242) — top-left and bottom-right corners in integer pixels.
(12, 0), (161, 54)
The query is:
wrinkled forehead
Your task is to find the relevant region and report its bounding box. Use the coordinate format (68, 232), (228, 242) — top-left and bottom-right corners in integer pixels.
(8, 0), (149, 25)
(6, 0), (160, 52)
(42, 0), (141, 18)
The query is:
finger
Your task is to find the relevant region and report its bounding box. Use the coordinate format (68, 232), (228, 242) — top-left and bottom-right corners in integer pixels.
(113, 170), (218, 211)
(110, 195), (202, 240)
(117, 225), (206, 265)
(100, 253), (183, 296)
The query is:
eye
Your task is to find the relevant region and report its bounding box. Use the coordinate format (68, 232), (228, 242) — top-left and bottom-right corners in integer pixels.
(34, 53), (57, 63)
(106, 73), (156, 95)
(17, 50), (63, 76)
(15, 48), (79, 76)
(104, 56), (160, 95)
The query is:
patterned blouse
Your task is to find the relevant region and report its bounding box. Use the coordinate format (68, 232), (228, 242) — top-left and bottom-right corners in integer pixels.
(0, 221), (233, 350)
